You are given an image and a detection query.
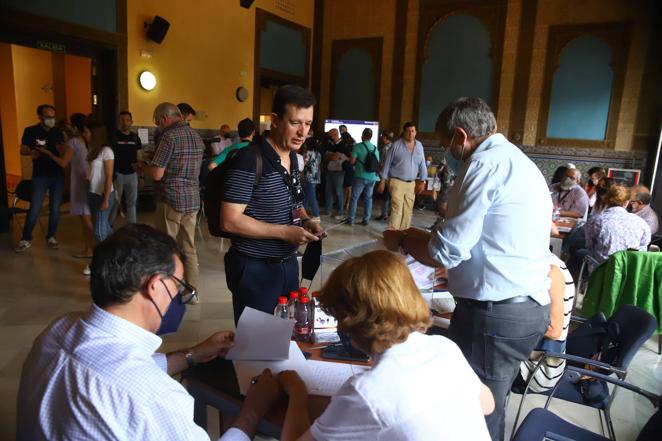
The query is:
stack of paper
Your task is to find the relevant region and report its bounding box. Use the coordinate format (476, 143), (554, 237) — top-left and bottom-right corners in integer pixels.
(227, 308), (369, 396)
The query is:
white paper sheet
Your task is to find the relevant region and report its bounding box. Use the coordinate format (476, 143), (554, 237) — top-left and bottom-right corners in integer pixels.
(233, 341), (370, 397)
(225, 307), (294, 361)
(234, 341), (310, 395)
(137, 128), (149, 146)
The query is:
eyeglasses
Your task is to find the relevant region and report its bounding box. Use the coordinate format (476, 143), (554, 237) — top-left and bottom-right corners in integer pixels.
(167, 274), (198, 305)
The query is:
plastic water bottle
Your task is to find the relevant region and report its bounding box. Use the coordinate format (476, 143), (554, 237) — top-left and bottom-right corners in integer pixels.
(287, 291), (299, 320)
(552, 205), (561, 222)
(299, 287), (309, 300)
(308, 291), (318, 342)
(294, 296), (312, 343)
(309, 291), (318, 325)
(274, 296), (289, 319)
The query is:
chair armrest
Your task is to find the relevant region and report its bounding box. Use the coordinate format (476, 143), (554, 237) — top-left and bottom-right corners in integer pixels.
(565, 365), (661, 408)
(540, 352), (625, 376)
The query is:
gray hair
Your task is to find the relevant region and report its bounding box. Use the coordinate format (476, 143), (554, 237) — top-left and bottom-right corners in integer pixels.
(435, 97), (496, 140)
(153, 102), (182, 121)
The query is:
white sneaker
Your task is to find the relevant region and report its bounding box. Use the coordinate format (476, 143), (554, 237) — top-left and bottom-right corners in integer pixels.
(310, 217), (321, 223)
(47, 237), (59, 249)
(15, 240), (31, 253)
(83, 265), (91, 276)
(333, 215), (345, 220)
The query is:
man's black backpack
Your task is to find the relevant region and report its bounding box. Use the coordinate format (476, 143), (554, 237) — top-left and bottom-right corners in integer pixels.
(204, 144), (262, 238)
(359, 142), (379, 173)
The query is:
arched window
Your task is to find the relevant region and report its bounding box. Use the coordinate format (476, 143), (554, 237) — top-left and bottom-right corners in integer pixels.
(546, 36), (613, 140)
(331, 38), (382, 121)
(538, 22), (631, 148)
(417, 14), (493, 132)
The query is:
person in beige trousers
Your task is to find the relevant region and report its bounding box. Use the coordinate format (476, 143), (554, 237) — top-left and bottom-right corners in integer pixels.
(377, 122), (428, 230)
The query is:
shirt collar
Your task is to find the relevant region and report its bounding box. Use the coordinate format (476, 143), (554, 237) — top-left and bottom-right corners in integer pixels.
(472, 133), (507, 156)
(372, 331), (425, 364)
(85, 304), (162, 355)
(605, 206), (627, 214)
(258, 135), (297, 173)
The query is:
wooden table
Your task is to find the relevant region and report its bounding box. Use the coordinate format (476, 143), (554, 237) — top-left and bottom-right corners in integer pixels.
(550, 217), (579, 257)
(181, 342), (370, 437)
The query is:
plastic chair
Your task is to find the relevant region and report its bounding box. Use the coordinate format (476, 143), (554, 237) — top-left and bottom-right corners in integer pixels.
(512, 365), (661, 441)
(511, 305), (657, 440)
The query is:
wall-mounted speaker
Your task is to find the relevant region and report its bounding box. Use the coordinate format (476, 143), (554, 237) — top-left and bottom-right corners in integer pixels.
(145, 16), (170, 44)
(240, 0), (255, 9)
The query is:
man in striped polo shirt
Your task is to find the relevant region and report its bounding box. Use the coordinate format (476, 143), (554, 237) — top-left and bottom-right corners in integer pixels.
(220, 85), (324, 323)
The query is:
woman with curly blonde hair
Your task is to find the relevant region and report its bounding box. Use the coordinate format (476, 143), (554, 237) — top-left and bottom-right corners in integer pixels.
(276, 250), (494, 441)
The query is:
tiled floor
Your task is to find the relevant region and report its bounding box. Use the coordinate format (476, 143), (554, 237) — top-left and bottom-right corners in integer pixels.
(1, 206), (660, 440)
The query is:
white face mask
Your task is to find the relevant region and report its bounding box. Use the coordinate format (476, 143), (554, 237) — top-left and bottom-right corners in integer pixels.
(43, 118), (56, 128)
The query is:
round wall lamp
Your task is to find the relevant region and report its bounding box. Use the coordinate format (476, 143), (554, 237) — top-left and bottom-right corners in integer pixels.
(139, 70), (157, 91)
(236, 86), (249, 102)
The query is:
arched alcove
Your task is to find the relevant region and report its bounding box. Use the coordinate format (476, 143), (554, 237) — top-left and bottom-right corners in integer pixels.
(546, 36), (613, 140)
(417, 14), (493, 132)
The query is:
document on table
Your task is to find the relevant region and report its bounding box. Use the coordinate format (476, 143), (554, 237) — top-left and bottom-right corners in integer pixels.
(234, 341), (370, 396)
(225, 307), (294, 361)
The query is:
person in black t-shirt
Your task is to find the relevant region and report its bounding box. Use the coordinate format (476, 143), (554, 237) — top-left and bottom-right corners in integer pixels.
(110, 110), (142, 223)
(15, 104), (71, 253)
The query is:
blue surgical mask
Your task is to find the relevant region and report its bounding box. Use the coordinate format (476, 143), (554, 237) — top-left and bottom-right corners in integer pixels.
(153, 280), (186, 335)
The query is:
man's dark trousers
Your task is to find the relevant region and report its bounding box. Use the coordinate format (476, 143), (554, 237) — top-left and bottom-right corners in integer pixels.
(448, 298), (549, 441)
(225, 247), (299, 324)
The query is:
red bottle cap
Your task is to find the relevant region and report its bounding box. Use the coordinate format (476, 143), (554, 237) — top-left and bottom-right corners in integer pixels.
(299, 287), (309, 295)
(289, 291), (299, 299)
(278, 296), (288, 304)
(312, 291), (320, 297)
(300, 296), (309, 303)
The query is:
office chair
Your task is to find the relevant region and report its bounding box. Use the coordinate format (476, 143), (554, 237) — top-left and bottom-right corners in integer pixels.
(511, 305), (657, 440)
(512, 365), (660, 441)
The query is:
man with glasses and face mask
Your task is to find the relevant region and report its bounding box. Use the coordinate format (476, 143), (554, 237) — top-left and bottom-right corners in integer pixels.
(17, 224), (281, 441)
(384, 97), (552, 441)
(15, 104), (68, 253)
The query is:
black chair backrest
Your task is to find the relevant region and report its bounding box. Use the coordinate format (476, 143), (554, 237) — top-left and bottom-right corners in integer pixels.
(14, 180), (32, 202)
(637, 409), (662, 441)
(607, 305), (657, 369)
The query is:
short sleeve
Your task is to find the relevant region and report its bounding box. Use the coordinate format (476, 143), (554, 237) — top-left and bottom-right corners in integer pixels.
(135, 133), (143, 150)
(151, 134), (174, 168)
(21, 127), (33, 147)
(221, 148), (257, 204)
(310, 380), (381, 440)
(52, 128), (65, 144)
(102, 146), (115, 161)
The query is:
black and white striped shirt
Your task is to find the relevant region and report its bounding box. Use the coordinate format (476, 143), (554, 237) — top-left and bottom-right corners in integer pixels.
(221, 137), (302, 259)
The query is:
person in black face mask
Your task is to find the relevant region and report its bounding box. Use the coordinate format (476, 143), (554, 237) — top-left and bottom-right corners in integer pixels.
(17, 224), (281, 441)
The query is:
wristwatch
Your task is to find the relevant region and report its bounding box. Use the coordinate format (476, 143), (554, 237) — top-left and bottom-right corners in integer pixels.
(184, 350), (196, 368)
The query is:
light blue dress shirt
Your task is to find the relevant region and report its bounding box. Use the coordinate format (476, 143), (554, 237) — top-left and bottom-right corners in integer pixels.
(381, 138), (428, 181)
(17, 305), (248, 441)
(428, 134), (552, 304)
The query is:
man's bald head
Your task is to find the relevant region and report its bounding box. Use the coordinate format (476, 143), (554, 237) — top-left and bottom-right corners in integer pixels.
(153, 103), (182, 128)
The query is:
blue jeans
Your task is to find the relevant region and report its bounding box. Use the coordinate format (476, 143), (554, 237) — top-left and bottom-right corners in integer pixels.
(303, 181), (320, 217)
(324, 171), (344, 215)
(21, 175), (64, 241)
(88, 191), (115, 242)
(348, 178), (376, 222)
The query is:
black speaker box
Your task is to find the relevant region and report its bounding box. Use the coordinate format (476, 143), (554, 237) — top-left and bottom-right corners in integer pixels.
(146, 16), (170, 44)
(240, 0), (255, 8)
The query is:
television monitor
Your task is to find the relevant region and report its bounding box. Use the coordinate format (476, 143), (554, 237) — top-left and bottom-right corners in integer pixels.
(323, 119), (379, 146)
(607, 168), (641, 187)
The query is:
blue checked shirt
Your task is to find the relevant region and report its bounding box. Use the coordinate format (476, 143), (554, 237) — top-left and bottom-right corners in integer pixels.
(17, 305), (248, 441)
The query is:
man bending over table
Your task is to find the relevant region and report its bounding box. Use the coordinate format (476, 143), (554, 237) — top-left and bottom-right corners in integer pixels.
(384, 97), (551, 441)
